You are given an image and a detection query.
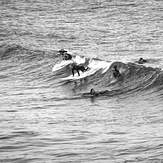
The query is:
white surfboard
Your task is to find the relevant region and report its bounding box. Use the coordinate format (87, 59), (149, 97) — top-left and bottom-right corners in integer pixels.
(61, 68), (99, 81)
(52, 60), (73, 72)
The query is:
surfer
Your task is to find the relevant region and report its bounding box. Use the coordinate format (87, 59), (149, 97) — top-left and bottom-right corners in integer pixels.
(82, 88), (109, 97)
(137, 57), (147, 64)
(90, 88), (96, 95)
(58, 49), (89, 76)
(71, 63), (89, 76)
(112, 65), (121, 79)
(58, 49), (72, 60)
(82, 89), (99, 97)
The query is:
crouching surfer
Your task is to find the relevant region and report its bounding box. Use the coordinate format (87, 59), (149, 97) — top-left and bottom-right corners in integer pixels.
(82, 88), (109, 97)
(71, 63), (89, 76)
(58, 49), (89, 76)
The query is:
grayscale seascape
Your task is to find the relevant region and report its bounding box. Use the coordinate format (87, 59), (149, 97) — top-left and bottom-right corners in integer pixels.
(0, 0), (163, 162)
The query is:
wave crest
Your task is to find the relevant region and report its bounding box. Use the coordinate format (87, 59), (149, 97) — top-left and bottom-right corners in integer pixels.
(52, 58), (162, 95)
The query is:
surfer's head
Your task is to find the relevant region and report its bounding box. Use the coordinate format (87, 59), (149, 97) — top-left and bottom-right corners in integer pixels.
(90, 88), (96, 95)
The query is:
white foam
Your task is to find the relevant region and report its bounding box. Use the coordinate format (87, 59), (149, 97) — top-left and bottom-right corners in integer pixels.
(89, 59), (112, 74)
(72, 55), (86, 64)
(52, 60), (73, 72)
(52, 55), (114, 81)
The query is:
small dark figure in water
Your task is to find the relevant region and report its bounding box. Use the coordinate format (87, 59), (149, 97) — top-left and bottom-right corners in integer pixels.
(71, 63), (88, 76)
(90, 88), (96, 95)
(82, 88), (110, 97)
(82, 88), (99, 96)
(112, 65), (121, 78)
(82, 88), (98, 97)
(138, 58), (147, 64)
(58, 49), (72, 60)
(89, 88), (109, 96)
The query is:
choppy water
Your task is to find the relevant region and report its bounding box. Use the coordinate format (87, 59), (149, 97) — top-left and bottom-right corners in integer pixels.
(0, 0), (163, 162)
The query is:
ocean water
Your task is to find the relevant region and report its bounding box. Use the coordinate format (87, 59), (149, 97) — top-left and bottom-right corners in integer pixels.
(0, 0), (163, 162)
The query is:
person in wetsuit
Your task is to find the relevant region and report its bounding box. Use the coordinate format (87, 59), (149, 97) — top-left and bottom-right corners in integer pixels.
(90, 88), (96, 95)
(58, 49), (72, 60)
(58, 49), (88, 76)
(137, 57), (147, 64)
(71, 63), (88, 76)
(112, 65), (121, 78)
(82, 88), (109, 97)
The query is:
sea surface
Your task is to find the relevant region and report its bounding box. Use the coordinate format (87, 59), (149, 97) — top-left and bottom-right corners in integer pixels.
(0, 0), (163, 162)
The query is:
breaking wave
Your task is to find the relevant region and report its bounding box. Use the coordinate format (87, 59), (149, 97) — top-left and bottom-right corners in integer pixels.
(0, 43), (163, 98)
(52, 54), (163, 97)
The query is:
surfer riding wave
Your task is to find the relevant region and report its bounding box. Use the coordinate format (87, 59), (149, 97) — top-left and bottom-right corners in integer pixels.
(58, 49), (89, 76)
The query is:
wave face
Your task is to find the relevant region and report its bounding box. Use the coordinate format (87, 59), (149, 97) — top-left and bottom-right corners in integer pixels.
(0, 0), (163, 162)
(51, 55), (163, 97)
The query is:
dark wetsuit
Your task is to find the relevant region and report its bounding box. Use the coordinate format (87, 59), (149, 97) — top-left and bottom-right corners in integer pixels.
(138, 58), (147, 64)
(112, 66), (121, 78)
(71, 63), (88, 76)
(63, 53), (72, 60)
(82, 89), (109, 97)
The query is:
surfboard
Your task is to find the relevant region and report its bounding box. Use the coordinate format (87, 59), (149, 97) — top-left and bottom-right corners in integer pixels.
(61, 68), (98, 81)
(52, 60), (73, 72)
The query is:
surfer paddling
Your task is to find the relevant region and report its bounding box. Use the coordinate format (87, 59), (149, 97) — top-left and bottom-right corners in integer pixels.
(137, 57), (147, 64)
(82, 88), (109, 97)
